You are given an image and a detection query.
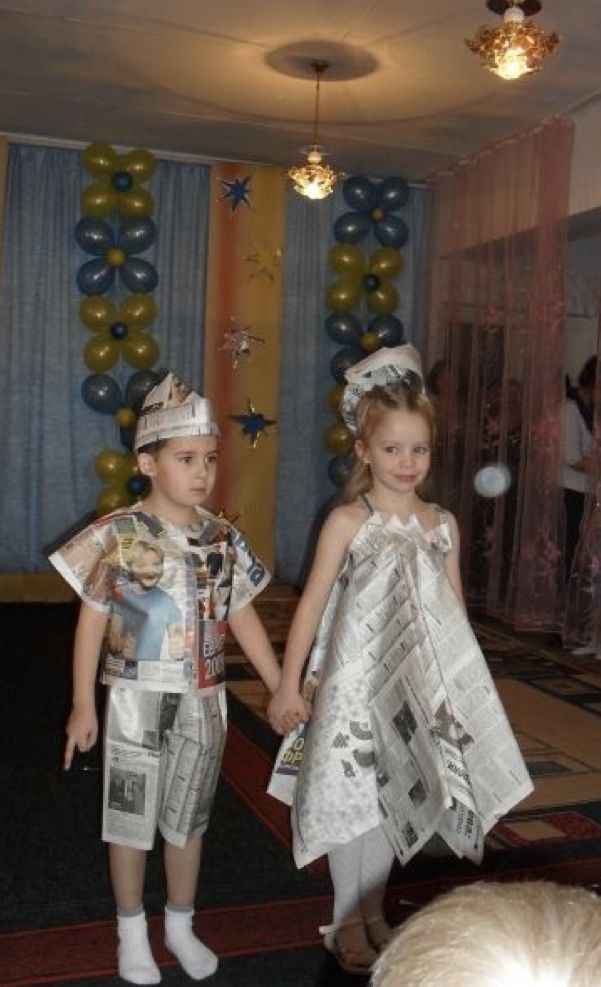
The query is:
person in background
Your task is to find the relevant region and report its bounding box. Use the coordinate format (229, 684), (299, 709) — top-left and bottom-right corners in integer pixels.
(563, 355), (597, 580)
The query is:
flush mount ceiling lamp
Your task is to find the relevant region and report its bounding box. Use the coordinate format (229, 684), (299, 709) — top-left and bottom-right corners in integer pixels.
(288, 60), (343, 200)
(465, 0), (560, 81)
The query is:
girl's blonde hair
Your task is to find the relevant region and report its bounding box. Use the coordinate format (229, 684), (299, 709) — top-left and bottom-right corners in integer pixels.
(341, 383), (436, 505)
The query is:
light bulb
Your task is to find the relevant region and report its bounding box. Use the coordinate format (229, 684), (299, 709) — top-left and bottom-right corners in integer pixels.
(494, 45), (530, 80)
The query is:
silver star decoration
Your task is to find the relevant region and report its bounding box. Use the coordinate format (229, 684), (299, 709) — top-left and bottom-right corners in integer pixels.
(219, 324), (265, 370)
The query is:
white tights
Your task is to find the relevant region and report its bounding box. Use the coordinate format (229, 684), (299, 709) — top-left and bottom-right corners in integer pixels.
(328, 825), (395, 928)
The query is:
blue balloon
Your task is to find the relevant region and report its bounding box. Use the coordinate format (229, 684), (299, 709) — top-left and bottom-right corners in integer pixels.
(363, 274), (381, 292)
(368, 314), (404, 347)
(125, 369), (162, 412)
(113, 170), (133, 191)
(334, 212), (371, 244)
(117, 217), (156, 255)
(110, 321), (128, 340)
(120, 258), (158, 293)
(325, 312), (363, 346)
(379, 177), (410, 212)
(374, 214), (409, 248)
(75, 217), (113, 256)
(81, 374), (122, 414)
(330, 345), (365, 383)
(328, 453), (355, 488)
(343, 176), (379, 212)
(127, 474), (148, 497)
(77, 258), (115, 295)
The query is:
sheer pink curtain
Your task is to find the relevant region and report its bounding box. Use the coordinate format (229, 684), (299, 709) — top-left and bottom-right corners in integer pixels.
(424, 117), (574, 629)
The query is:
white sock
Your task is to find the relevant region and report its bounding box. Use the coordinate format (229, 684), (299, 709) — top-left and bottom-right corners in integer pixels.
(117, 911), (161, 985)
(164, 905), (218, 980)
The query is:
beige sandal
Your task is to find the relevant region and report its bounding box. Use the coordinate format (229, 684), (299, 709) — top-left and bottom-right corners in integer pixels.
(320, 920), (378, 975)
(365, 915), (395, 952)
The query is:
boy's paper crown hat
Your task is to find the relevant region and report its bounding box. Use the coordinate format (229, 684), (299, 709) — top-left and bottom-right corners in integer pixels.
(340, 343), (425, 434)
(134, 372), (219, 451)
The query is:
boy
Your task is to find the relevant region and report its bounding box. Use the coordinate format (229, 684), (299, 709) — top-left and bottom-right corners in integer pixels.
(50, 373), (286, 983)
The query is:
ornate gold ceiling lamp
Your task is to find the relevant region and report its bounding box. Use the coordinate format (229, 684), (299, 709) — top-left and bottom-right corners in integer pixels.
(466, 0), (559, 81)
(288, 60), (343, 200)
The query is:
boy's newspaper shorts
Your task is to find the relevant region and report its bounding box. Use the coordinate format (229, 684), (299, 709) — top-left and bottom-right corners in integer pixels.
(102, 687), (227, 850)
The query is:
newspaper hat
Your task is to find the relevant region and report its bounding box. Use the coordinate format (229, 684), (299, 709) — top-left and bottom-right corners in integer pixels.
(134, 372), (219, 451)
(340, 344), (425, 434)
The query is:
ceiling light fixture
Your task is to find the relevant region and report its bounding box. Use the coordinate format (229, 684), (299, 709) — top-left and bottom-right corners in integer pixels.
(288, 60), (343, 200)
(465, 0), (559, 82)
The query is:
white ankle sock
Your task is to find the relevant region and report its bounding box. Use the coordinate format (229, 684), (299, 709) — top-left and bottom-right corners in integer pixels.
(164, 905), (218, 980)
(117, 911), (161, 985)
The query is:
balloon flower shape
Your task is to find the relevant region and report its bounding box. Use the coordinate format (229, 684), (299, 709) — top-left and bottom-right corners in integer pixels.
(94, 447), (148, 516)
(334, 175), (410, 248)
(76, 216), (158, 296)
(326, 244), (403, 319)
(81, 368), (163, 442)
(79, 294), (159, 372)
(81, 142), (156, 219)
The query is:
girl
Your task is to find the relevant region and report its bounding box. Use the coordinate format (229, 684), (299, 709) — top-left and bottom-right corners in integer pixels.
(268, 345), (532, 976)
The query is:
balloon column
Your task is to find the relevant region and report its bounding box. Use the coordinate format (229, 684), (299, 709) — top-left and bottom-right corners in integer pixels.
(76, 143), (162, 514)
(325, 175), (410, 487)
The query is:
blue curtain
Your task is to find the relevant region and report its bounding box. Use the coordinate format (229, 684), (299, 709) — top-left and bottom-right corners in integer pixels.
(275, 184), (428, 584)
(0, 145), (210, 571)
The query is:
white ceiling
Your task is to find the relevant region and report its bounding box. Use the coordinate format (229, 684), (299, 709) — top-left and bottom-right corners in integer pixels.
(1, 0), (599, 180)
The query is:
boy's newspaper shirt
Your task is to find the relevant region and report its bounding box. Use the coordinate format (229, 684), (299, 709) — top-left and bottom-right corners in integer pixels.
(50, 506), (269, 694)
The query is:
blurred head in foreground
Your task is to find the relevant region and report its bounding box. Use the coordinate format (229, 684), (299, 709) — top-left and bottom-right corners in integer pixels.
(371, 881), (601, 987)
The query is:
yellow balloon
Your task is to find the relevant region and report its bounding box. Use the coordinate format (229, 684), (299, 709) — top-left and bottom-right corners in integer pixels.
(122, 332), (160, 370)
(95, 485), (130, 517)
(120, 294), (157, 330)
(361, 331), (381, 352)
(124, 452), (139, 477)
(107, 247), (126, 267)
(367, 282), (399, 315)
(81, 183), (117, 219)
(328, 384), (345, 415)
(116, 407), (137, 429)
(369, 247), (403, 279)
(121, 148), (157, 182)
(326, 279), (362, 313)
(84, 335), (119, 371)
(120, 187), (155, 217)
(324, 421), (354, 456)
(94, 449), (130, 485)
(80, 296), (117, 331)
(83, 142), (118, 179)
(328, 244), (365, 276)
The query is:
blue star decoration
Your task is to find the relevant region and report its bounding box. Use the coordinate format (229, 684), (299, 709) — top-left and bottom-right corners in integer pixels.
(219, 175), (252, 213)
(230, 400), (275, 448)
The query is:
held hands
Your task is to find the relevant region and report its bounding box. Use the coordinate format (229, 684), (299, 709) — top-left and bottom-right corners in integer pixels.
(64, 703), (98, 770)
(268, 684), (312, 736)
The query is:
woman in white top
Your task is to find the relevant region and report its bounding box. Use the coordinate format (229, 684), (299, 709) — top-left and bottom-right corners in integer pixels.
(563, 356), (596, 577)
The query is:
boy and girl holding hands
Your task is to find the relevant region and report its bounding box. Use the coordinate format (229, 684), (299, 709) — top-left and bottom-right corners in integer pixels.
(51, 346), (531, 982)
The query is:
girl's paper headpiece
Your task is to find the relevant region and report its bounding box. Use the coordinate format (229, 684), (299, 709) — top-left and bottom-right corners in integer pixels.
(340, 344), (425, 434)
(134, 372), (220, 451)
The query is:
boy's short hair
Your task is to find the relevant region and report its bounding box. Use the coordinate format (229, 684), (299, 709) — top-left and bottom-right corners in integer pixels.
(372, 880), (601, 987)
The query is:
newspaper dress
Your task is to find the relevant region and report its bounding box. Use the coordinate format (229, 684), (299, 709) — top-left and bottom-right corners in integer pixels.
(269, 504), (532, 868)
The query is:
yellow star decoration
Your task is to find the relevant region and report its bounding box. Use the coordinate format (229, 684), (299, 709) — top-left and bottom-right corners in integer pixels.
(243, 243), (282, 282)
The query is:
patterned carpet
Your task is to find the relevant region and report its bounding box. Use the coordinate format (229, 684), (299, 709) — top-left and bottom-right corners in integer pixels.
(2, 589), (601, 987)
